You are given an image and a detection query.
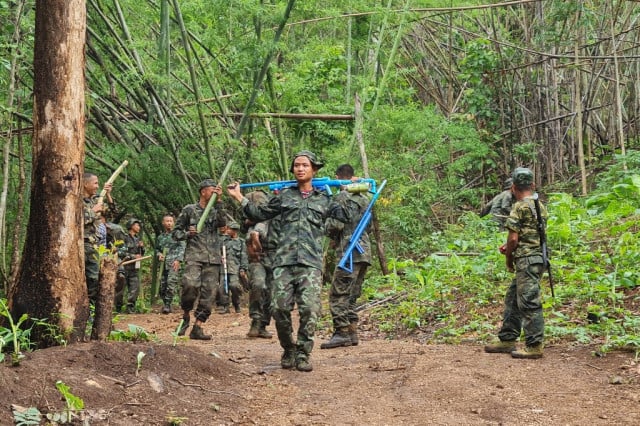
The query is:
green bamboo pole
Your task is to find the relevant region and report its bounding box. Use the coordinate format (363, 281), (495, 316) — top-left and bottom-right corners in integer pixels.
(234, 0), (296, 141)
(171, 0), (215, 176)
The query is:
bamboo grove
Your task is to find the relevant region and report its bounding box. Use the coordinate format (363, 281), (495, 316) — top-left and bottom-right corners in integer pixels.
(1, 0), (640, 292)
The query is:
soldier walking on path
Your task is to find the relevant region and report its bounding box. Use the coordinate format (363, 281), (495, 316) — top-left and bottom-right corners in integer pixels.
(245, 190), (278, 339)
(321, 164), (371, 349)
(485, 167), (548, 359)
(227, 151), (351, 372)
(156, 214), (185, 314)
(217, 221), (249, 313)
(172, 179), (226, 340)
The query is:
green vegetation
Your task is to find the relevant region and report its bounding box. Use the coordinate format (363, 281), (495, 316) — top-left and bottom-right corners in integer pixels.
(108, 324), (155, 343)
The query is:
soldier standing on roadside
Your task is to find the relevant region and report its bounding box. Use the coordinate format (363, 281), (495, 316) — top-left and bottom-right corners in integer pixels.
(117, 218), (145, 314)
(217, 221), (249, 313)
(156, 214), (185, 314)
(485, 167), (547, 359)
(82, 172), (116, 305)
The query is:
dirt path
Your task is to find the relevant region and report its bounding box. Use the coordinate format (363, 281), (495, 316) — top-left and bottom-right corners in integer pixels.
(2, 308), (639, 425)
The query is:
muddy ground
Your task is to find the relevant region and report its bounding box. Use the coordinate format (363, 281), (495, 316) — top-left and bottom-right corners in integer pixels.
(1, 306), (639, 425)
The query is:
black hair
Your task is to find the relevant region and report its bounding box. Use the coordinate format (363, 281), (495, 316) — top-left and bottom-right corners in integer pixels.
(83, 172), (97, 181)
(335, 164), (354, 179)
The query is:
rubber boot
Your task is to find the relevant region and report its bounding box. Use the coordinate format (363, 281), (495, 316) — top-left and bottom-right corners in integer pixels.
(484, 340), (516, 353)
(189, 324), (212, 340)
(247, 320), (261, 338)
(320, 327), (352, 349)
(348, 323), (359, 346)
(511, 343), (543, 359)
(161, 303), (172, 314)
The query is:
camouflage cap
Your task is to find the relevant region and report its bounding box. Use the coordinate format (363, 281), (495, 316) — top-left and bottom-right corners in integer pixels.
(199, 179), (217, 190)
(503, 177), (513, 190)
(126, 218), (141, 230)
(289, 150), (324, 173)
(512, 167), (534, 186)
(227, 221), (241, 230)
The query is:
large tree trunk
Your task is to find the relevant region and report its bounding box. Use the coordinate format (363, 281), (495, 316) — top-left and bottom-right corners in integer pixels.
(9, 0), (88, 347)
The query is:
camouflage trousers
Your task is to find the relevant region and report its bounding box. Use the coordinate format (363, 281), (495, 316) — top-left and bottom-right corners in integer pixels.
(271, 265), (322, 356)
(217, 273), (242, 308)
(120, 267), (141, 310)
(180, 261), (220, 322)
(84, 242), (100, 304)
(248, 261), (273, 327)
(159, 266), (181, 306)
(498, 256), (545, 346)
(329, 262), (368, 328)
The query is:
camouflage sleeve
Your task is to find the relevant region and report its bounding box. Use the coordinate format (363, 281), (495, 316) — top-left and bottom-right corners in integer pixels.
(504, 201), (524, 234)
(241, 195), (282, 222)
(239, 240), (249, 271)
(167, 239), (186, 263)
(172, 206), (192, 241)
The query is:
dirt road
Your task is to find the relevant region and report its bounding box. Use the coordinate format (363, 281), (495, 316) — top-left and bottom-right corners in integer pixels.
(2, 309), (639, 425)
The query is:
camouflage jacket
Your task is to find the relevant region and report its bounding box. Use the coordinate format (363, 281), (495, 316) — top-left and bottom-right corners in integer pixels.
(83, 196), (101, 244)
(488, 190), (515, 225)
(223, 236), (248, 275)
(172, 201), (226, 264)
(117, 233), (145, 270)
(155, 231), (186, 265)
(505, 196), (548, 259)
(241, 186), (350, 269)
(83, 196), (118, 244)
(326, 189), (372, 265)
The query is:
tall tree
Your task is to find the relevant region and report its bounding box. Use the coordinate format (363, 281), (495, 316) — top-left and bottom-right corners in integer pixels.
(9, 0), (88, 346)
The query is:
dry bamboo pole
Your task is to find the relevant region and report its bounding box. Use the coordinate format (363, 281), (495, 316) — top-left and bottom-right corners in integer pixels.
(575, 24), (588, 195)
(610, 1), (627, 170)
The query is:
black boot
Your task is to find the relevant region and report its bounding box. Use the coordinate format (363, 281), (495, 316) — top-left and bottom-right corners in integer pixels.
(320, 327), (352, 349)
(189, 324), (212, 340)
(247, 320), (261, 338)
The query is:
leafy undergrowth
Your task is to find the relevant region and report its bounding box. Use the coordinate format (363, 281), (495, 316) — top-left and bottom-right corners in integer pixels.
(335, 158), (640, 360)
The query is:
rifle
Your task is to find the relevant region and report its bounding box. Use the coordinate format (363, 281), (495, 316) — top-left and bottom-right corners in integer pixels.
(240, 177), (377, 194)
(338, 179), (387, 273)
(196, 159), (234, 233)
(221, 245), (229, 295)
(532, 193), (555, 297)
(97, 160), (128, 205)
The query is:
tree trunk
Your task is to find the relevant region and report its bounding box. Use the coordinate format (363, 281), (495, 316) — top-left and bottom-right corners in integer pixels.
(9, 0), (88, 347)
(91, 257), (117, 341)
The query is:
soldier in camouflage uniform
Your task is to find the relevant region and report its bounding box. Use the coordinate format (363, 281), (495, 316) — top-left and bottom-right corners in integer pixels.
(480, 177), (515, 229)
(172, 179), (226, 340)
(245, 191), (278, 339)
(155, 214), (186, 314)
(117, 218), (145, 314)
(83, 172), (115, 304)
(227, 150), (351, 372)
(485, 167), (547, 359)
(321, 164), (372, 349)
(217, 221), (249, 313)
